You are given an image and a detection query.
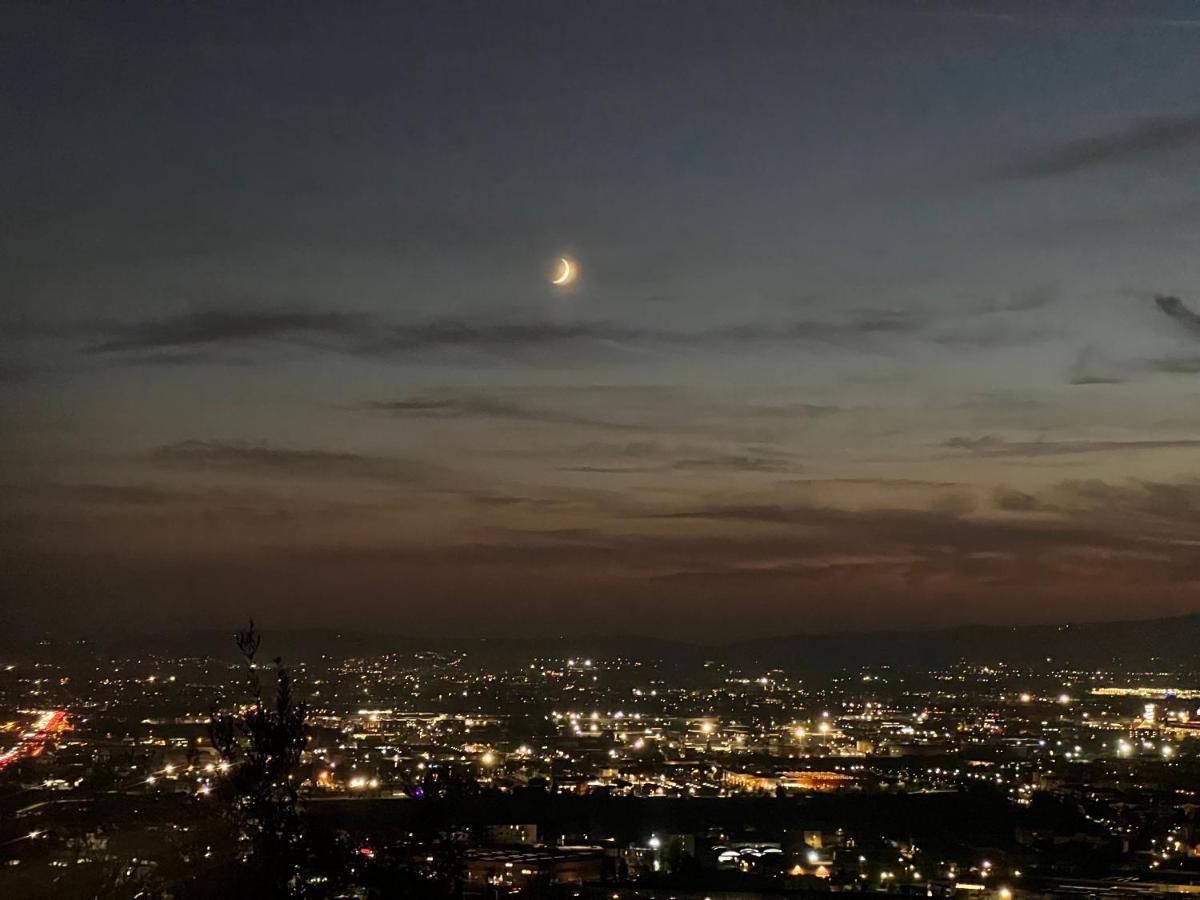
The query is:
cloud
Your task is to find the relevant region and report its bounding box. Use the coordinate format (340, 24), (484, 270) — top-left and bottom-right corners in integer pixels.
(785, 477), (962, 489)
(364, 320), (641, 354)
(642, 503), (1128, 562)
(570, 441), (661, 458)
(1001, 113), (1200, 178)
(1068, 348), (1125, 385)
(730, 402), (843, 419)
(458, 492), (570, 511)
(1146, 355), (1200, 374)
(1052, 478), (1200, 519)
(9, 468), (1200, 636)
(716, 310), (923, 342)
(548, 442), (664, 470)
(151, 440), (436, 482)
(650, 504), (809, 525)
(554, 452), (796, 475)
(1097, 303), (1200, 375)
(367, 389), (838, 447)
(105, 350), (263, 368)
(931, 321), (1048, 349)
(555, 465), (660, 474)
(992, 486), (1039, 512)
(989, 478), (1200, 538)
(670, 454), (794, 473)
(646, 476), (1200, 554)
(77, 306), (927, 367)
(1069, 374), (1124, 385)
(5, 482), (187, 506)
(90, 309), (369, 354)
(350, 312), (924, 359)
(367, 394), (637, 430)
(944, 435), (1200, 457)
(998, 285), (1057, 313)
(1154, 295), (1200, 334)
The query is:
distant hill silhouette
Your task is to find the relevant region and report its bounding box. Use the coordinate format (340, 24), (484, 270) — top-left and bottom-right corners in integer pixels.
(727, 614), (1200, 672)
(13, 613), (1200, 673)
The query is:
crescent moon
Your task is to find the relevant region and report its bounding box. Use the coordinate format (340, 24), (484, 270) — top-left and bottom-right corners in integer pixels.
(552, 257), (574, 285)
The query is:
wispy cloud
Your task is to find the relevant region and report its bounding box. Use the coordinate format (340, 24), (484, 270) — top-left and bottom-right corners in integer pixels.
(367, 393), (638, 431)
(555, 465), (660, 474)
(1001, 113), (1200, 178)
(556, 453), (796, 475)
(4, 482), (188, 506)
(670, 454), (794, 473)
(944, 435), (1200, 457)
(151, 440), (437, 482)
(1069, 374), (1124, 385)
(90, 310), (369, 353)
(646, 474), (1200, 553)
(990, 478), (1200, 535)
(1048, 478), (1200, 529)
(992, 486), (1039, 512)
(1146, 355), (1200, 375)
(641, 502), (1138, 561)
(1068, 347), (1124, 385)
(77, 306), (927, 367)
(1155, 295), (1200, 334)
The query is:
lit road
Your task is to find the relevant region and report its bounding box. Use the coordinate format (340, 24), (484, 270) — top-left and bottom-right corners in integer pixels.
(0, 710), (67, 773)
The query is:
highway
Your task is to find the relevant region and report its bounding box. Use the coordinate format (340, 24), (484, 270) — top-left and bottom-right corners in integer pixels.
(0, 710), (67, 773)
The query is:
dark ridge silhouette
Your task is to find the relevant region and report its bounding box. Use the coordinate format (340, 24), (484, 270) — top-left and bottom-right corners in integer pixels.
(19, 613), (1200, 674)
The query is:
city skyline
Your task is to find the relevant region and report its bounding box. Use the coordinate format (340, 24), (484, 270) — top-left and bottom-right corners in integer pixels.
(5, 0), (1200, 636)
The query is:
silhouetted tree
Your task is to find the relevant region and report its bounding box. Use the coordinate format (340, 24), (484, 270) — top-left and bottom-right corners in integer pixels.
(427, 827), (469, 898)
(209, 620), (308, 892)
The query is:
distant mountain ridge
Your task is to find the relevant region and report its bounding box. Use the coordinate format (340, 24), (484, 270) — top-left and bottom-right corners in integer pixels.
(729, 613), (1200, 672)
(9, 613), (1200, 673)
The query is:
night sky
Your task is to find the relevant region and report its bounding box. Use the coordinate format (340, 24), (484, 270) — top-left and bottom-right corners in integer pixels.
(5, 1), (1200, 638)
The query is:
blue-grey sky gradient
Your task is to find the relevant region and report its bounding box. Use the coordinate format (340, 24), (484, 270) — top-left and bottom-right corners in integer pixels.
(4, 1), (1200, 636)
